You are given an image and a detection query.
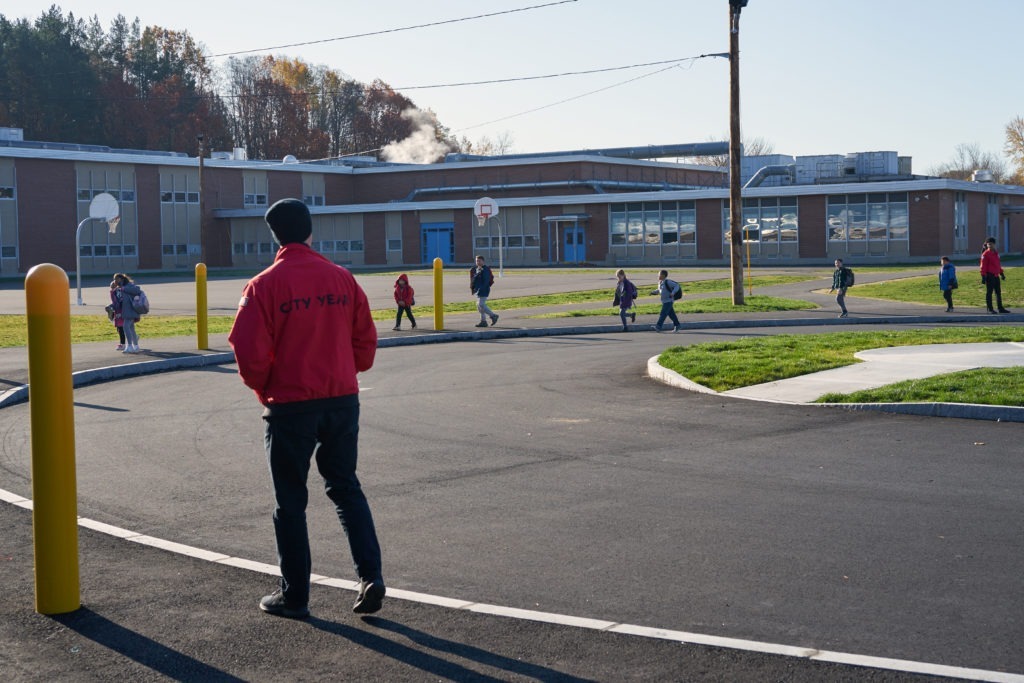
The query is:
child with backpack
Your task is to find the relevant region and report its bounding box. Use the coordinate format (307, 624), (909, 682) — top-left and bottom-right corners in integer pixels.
(113, 272), (144, 353)
(470, 255), (498, 328)
(829, 258), (854, 318)
(109, 277), (126, 350)
(392, 273), (417, 330)
(612, 269), (639, 332)
(651, 269), (682, 332)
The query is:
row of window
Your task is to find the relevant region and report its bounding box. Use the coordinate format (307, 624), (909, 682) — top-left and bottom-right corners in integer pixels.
(0, 186), (14, 199)
(231, 240), (365, 255)
(78, 188), (136, 202)
(161, 191), (199, 204)
(610, 201), (697, 246)
(475, 235), (541, 248)
(826, 192), (908, 242)
(723, 197), (799, 244)
(78, 244), (138, 256)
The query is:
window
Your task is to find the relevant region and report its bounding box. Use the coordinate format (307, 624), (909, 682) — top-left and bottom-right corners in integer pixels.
(828, 192), (907, 243)
(335, 240), (350, 252)
(0, 186), (12, 200)
(723, 198), (798, 243)
(304, 195), (325, 207)
(388, 239), (402, 251)
(1, 246), (16, 258)
(350, 240), (364, 252)
(611, 201), (696, 248)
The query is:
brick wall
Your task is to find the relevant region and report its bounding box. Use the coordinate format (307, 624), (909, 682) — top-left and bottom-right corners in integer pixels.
(17, 158), (77, 272)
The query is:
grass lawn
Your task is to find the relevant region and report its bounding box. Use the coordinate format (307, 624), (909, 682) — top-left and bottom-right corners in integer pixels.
(816, 366), (1024, 406)
(658, 327), (1024, 395)
(849, 266), (1022, 309)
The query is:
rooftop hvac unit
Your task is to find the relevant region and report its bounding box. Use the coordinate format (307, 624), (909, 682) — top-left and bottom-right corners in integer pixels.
(971, 169), (994, 182)
(0, 127), (24, 141)
(210, 151), (232, 160)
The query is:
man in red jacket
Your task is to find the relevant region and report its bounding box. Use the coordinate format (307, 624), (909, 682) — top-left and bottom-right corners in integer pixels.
(980, 237), (1010, 314)
(229, 198), (384, 619)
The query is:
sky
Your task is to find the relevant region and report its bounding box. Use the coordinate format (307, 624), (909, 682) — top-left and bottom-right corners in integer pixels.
(6, 0), (1022, 172)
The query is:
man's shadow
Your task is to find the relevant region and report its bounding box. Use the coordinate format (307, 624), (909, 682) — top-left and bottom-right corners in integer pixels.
(53, 608), (244, 682)
(308, 616), (596, 683)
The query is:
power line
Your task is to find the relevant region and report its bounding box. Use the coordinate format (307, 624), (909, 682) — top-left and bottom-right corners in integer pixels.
(395, 54), (728, 90)
(453, 60), (710, 133)
(212, 0), (578, 58)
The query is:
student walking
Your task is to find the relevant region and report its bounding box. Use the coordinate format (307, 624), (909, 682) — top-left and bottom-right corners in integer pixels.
(228, 198), (385, 619)
(109, 277), (126, 350)
(830, 258), (853, 318)
(980, 237), (1010, 314)
(392, 273), (416, 330)
(113, 273), (142, 353)
(612, 269), (638, 331)
(651, 269), (682, 332)
(938, 256), (958, 312)
(470, 255), (498, 327)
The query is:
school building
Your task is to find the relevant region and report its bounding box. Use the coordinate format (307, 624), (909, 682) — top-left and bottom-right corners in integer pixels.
(1, 127), (1022, 277)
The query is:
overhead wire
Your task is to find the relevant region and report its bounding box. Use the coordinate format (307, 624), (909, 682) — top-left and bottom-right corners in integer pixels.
(212, 0), (578, 57)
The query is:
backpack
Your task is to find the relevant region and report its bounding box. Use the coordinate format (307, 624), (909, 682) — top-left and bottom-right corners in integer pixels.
(132, 289), (150, 314)
(670, 280), (682, 300)
(842, 268), (855, 288)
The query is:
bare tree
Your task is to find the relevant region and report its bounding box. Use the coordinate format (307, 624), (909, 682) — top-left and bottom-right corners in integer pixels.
(929, 142), (1009, 182)
(680, 134), (774, 167)
(1005, 116), (1024, 185)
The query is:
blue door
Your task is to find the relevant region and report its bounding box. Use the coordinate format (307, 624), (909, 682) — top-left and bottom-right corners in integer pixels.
(421, 222), (454, 264)
(563, 225), (586, 263)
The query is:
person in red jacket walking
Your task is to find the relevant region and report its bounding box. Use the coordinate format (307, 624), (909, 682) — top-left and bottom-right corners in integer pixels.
(229, 198), (384, 619)
(980, 237), (1010, 314)
(392, 273), (416, 330)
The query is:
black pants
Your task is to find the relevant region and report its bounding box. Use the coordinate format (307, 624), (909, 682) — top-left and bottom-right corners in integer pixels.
(395, 306), (416, 327)
(942, 289), (953, 309)
(264, 403), (382, 606)
(984, 274), (1004, 311)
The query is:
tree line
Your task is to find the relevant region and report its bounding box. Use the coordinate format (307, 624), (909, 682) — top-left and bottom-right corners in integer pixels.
(0, 7), (471, 161)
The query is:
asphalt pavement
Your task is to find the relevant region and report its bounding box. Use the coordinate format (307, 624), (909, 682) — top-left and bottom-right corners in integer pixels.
(1, 267), (1022, 682)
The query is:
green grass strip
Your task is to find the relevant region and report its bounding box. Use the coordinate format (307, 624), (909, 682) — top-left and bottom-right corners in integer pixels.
(816, 366), (1024, 406)
(658, 327), (1024, 393)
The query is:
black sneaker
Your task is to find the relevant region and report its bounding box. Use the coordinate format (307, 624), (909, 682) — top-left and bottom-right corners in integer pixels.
(839, 312), (849, 318)
(999, 308), (1011, 314)
(475, 321), (488, 327)
(259, 589), (309, 619)
(630, 311), (636, 323)
(490, 314), (499, 326)
(353, 580), (385, 614)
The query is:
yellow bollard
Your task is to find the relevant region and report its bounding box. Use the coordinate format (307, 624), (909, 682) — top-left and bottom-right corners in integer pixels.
(432, 257), (444, 331)
(195, 263), (208, 350)
(25, 264), (80, 615)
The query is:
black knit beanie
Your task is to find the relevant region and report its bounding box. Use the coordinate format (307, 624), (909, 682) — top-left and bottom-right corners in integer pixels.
(265, 198), (312, 245)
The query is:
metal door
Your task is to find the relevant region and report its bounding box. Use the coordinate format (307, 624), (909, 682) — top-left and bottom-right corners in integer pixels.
(421, 222), (454, 264)
(563, 225), (585, 263)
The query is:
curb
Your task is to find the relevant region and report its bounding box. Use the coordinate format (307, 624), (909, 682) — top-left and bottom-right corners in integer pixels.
(644, 355), (1024, 424)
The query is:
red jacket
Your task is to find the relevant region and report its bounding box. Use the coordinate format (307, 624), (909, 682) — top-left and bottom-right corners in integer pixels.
(228, 243), (377, 406)
(980, 247), (1004, 277)
(394, 274), (415, 307)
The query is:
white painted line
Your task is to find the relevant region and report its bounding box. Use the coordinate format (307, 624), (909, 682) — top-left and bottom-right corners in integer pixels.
(468, 603), (617, 630)
(0, 489), (28, 504)
(3, 487), (1022, 683)
(811, 650), (1024, 683)
(608, 623), (817, 657)
(127, 534), (231, 562)
(216, 557), (280, 575)
(78, 518), (140, 538)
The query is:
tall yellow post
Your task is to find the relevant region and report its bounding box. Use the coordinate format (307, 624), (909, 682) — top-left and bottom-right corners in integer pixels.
(25, 264), (80, 615)
(195, 263), (208, 350)
(432, 257), (444, 331)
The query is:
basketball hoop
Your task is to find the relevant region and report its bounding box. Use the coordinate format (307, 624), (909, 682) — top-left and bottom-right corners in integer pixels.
(473, 196), (497, 229)
(107, 215), (121, 233)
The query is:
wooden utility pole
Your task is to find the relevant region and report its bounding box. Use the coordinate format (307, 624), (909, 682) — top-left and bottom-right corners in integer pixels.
(197, 134), (206, 265)
(728, 0), (747, 305)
